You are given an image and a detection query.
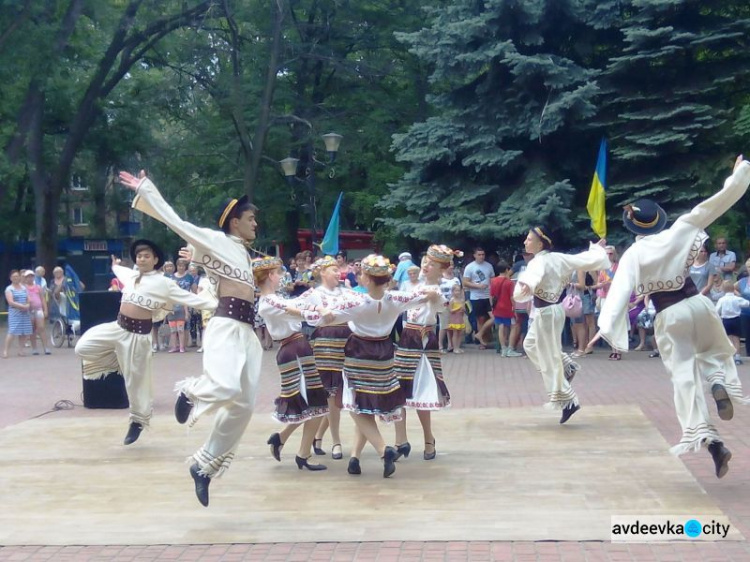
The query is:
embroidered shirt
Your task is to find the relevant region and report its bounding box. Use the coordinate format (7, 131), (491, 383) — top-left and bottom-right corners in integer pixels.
(404, 282), (448, 326)
(326, 289), (435, 338)
(257, 294), (321, 340)
(513, 245), (610, 305)
(114, 265), (216, 318)
(599, 161), (750, 352)
(131, 179), (254, 293)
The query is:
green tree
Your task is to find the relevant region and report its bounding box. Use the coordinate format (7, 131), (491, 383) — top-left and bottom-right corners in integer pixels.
(1, 0), (221, 272)
(598, 0), (750, 216)
(380, 0), (606, 249)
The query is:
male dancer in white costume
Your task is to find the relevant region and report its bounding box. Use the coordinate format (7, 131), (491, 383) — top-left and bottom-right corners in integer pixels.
(119, 170), (261, 506)
(599, 155), (750, 478)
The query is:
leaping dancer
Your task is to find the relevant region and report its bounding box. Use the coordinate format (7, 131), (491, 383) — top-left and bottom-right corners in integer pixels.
(599, 155), (750, 478)
(119, 170), (262, 506)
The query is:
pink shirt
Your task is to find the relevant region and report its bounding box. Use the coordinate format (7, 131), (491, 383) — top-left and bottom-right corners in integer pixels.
(26, 284), (43, 310)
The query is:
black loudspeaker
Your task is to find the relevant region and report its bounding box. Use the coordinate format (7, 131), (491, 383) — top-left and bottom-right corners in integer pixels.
(82, 373), (130, 409)
(79, 291), (129, 409)
(80, 290), (121, 334)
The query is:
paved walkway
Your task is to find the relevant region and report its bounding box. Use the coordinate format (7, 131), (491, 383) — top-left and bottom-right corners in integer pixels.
(1, 334), (750, 561)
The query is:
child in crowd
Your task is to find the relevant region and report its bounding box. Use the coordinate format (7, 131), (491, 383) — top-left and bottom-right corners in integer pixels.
(447, 283), (466, 354)
(490, 260), (521, 357)
(715, 280), (750, 365)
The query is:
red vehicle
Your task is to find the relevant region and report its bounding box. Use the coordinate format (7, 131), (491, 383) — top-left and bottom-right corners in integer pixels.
(269, 229), (377, 259)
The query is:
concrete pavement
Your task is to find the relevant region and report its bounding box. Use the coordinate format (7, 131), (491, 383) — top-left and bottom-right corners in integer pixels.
(1, 336), (750, 560)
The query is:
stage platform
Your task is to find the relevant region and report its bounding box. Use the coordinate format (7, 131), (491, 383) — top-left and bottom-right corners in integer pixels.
(0, 405), (739, 545)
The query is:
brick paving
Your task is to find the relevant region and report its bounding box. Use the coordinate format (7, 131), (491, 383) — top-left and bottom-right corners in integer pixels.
(1, 334), (750, 561)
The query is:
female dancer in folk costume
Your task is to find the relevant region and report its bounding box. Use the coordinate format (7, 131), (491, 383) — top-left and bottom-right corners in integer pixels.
(599, 156), (750, 479)
(302, 255), (354, 461)
(120, 171), (261, 508)
(75, 240), (216, 446)
(513, 227), (610, 424)
(393, 245), (458, 461)
(323, 254), (442, 478)
(254, 257), (331, 471)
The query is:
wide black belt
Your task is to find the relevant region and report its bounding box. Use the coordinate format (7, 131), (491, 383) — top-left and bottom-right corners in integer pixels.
(651, 277), (699, 314)
(215, 296), (254, 325)
(117, 313), (153, 335)
(533, 296), (559, 309)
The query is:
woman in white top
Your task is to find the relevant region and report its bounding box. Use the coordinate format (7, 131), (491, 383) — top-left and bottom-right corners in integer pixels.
(255, 257), (330, 471)
(324, 254), (441, 478)
(514, 227), (609, 424)
(303, 256), (354, 461)
(393, 245), (455, 462)
(75, 240), (216, 446)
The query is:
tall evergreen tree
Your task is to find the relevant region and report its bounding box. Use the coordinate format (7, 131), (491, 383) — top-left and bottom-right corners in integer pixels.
(598, 0), (750, 218)
(380, 0), (609, 246)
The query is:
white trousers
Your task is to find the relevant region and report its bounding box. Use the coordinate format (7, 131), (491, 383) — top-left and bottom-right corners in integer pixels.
(177, 316), (263, 477)
(523, 304), (578, 410)
(655, 294), (746, 455)
(75, 321), (153, 426)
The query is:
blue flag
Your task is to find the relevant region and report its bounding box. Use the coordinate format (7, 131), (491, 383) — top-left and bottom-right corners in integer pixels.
(320, 192), (343, 256)
(63, 264), (83, 322)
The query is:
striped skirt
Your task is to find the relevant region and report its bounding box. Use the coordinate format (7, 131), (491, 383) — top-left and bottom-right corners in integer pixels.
(311, 324), (351, 396)
(342, 334), (405, 422)
(394, 324), (450, 410)
(274, 333), (329, 424)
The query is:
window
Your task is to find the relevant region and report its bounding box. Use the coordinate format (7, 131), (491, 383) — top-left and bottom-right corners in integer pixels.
(72, 206), (87, 226)
(70, 175), (88, 191)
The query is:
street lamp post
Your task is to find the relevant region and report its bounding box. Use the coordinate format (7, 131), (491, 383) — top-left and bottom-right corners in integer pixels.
(280, 133), (343, 255)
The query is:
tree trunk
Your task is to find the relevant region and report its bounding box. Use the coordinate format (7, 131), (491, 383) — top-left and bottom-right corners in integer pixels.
(245, 0), (285, 201)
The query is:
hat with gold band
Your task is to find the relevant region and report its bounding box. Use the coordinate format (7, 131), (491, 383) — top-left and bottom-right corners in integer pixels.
(361, 254), (392, 277)
(217, 195), (249, 229)
(252, 256), (283, 272)
(622, 199), (667, 236)
(427, 244), (463, 264)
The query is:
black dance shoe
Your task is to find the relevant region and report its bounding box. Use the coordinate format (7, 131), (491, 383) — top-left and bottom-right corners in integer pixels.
(423, 440), (436, 461)
(383, 446), (397, 478)
(267, 433), (283, 462)
(347, 457), (361, 475)
(393, 441), (411, 461)
(189, 463), (211, 507)
(123, 422), (143, 445)
(708, 441), (732, 479)
(295, 455), (327, 471)
(559, 404), (580, 424)
(711, 383), (734, 421)
(174, 392), (193, 425)
(312, 438), (326, 456)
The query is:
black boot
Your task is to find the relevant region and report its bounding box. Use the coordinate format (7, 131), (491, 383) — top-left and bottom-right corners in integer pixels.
(708, 441), (732, 479)
(190, 463), (211, 506)
(267, 433), (283, 462)
(393, 441), (411, 461)
(175, 392), (193, 425)
(123, 422), (143, 445)
(711, 384), (734, 421)
(559, 403), (580, 424)
(347, 457), (361, 475)
(383, 446), (397, 478)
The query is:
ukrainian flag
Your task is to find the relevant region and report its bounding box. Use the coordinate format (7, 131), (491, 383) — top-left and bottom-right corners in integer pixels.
(586, 138), (608, 239)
